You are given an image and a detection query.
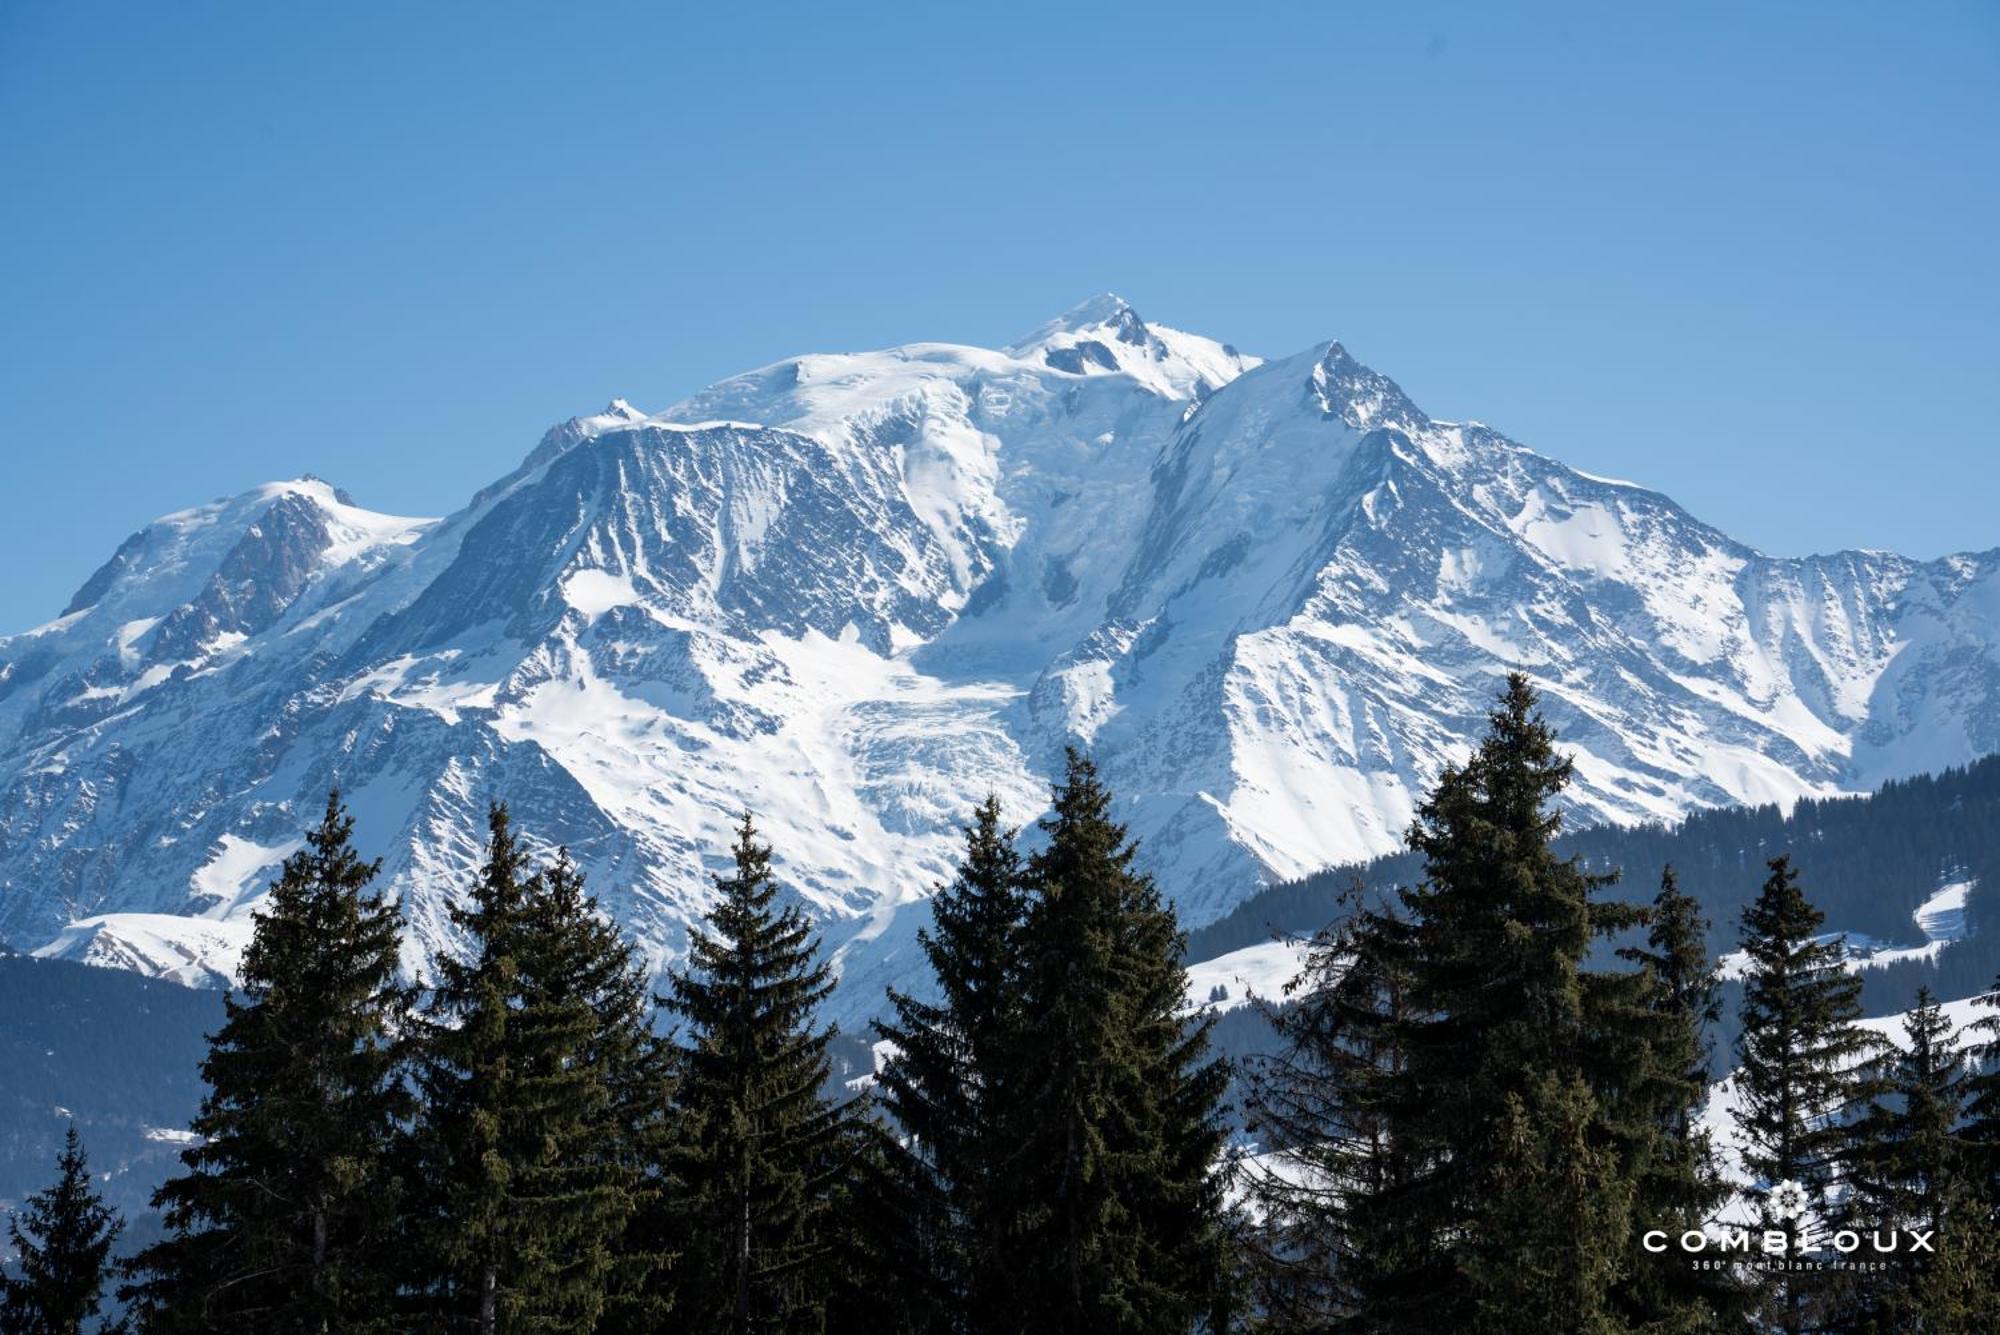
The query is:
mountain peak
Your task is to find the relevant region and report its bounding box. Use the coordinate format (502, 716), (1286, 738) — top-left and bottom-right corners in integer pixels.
(1006, 293), (1256, 401)
(1008, 292), (1146, 353)
(1307, 340), (1426, 433)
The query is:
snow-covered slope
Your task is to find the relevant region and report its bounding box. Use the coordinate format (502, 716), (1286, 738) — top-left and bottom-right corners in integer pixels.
(1184, 939), (1314, 1014)
(1700, 979), (1991, 1213)
(4, 295), (1998, 1018)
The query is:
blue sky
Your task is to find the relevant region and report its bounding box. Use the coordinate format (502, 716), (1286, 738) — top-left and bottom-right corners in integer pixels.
(2, 1), (1996, 631)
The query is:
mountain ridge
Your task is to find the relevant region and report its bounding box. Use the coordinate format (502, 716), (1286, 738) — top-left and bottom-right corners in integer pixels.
(4, 296), (1996, 1018)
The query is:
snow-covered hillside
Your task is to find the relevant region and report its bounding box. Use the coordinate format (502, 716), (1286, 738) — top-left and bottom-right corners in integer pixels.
(1700, 976), (1991, 1211)
(1717, 879), (1976, 980)
(4, 295), (1998, 1018)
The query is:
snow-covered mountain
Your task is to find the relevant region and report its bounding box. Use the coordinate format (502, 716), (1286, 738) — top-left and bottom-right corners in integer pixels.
(4, 295), (1997, 1019)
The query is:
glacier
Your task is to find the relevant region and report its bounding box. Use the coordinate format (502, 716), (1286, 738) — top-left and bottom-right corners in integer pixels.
(3, 295), (1997, 1020)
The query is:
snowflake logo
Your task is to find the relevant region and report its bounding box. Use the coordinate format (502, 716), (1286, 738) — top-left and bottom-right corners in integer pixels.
(1767, 1178), (1811, 1222)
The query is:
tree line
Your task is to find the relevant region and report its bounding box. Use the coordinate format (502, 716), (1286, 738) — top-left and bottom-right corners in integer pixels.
(6, 676), (2000, 1331)
(3, 749), (1226, 1333)
(1189, 750), (2000, 1015)
(1241, 677), (2000, 1333)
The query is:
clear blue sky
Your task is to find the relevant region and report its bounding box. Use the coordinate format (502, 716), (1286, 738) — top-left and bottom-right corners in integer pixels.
(3, 2), (1996, 631)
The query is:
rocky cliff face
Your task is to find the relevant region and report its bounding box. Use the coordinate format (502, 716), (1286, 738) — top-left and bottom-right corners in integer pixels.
(4, 297), (1995, 1018)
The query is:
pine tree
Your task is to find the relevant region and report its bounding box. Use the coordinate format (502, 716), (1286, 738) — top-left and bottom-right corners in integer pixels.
(1606, 865), (1740, 1330)
(1349, 674), (1640, 1332)
(1731, 855), (1879, 1335)
(539, 854), (681, 1335)
(663, 813), (843, 1333)
(994, 748), (1230, 1334)
(1463, 1071), (1631, 1333)
(1850, 988), (1967, 1235)
(406, 801), (534, 1331)
(1847, 987), (1975, 1329)
(513, 850), (663, 1327)
(1933, 975), (2000, 1331)
(1242, 880), (1417, 1330)
(819, 1106), (946, 1335)
(1, 1127), (123, 1335)
(1961, 974), (2000, 1209)
(124, 790), (412, 1333)
(1897, 1209), (2000, 1335)
(872, 795), (1029, 1329)
(406, 805), (649, 1332)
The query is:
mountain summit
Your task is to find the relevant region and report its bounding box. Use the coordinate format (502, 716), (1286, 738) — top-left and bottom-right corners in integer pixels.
(3, 302), (1996, 1017)
(1006, 292), (1259, 399)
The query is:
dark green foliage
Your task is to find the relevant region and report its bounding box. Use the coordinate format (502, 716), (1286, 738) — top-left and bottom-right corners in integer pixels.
(872, 795), (1028, 1329)
(541, 855), (680, 1335)
(1893, 1207), (2000, 1335)
(1961, 977), (2000, 1209)
(406, 804), (647, 1332)
(1241, 677), (1724, 1332)
(1358, 673), (1640, 1331)
(1, 1126), (123, 1335)
(1731, 855), (1879, 1333)
(1605, 867), (1742, 1330)
(992, 749), (1231, 1334)
(1846, 988), (1987, 1330)
(0, 956), (221, 1223)
(124, 790), (412, 1333)
(517, 850), (670, 1329)
(1850, 988), (1968, 1235)
(1463, 1071), (1632, 1334)
(819, 1108), (945, 1335)
(1190, 755), (2000, 1023)
(1241, 881), (1415, 1330)
(663, 814), (843, 1333)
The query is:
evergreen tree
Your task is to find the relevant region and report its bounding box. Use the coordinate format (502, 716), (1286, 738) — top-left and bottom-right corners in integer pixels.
(1731, 855), (1878, 1334)
(994, 748), (1230, 1334)
(1607, 866), (1740, 1330)
(1895, 1209), (2000, 1335)
(549, 869), (681, 1335)
(873, 795), (1029, 1330)
(406, 805), (648, 1333)
(515, 850), (665, 1329)
(1, 1127), (123, 1335)
(1353, 674), (1641, 1332)
(1907, 974), (2000, 1330)
(819, 1106), (946, 1335)
(1850, 987), (1968, 1235)
(1960, 974), (2000, 1210)
(1463, 1071), (1631, 1333)
(1242, 880), (1417, 1331)
(663, 813), (843, 1333)
(124, 790), (412, 1333)
(1847, 987), (1975, 1329)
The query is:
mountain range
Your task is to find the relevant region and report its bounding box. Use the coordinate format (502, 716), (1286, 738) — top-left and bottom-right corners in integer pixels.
(4, 295), (1996, 1018)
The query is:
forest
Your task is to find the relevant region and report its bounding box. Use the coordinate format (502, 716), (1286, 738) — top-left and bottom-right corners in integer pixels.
(4, 677), (1999, 1333)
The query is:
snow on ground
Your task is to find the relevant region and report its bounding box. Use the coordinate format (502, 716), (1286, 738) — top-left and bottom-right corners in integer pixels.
(144, 1126), (203, 1146)
(844, 1038), (902, 1095)
(1717, 878), (1976, 979)
(189, 833), (300, 916)
(1698, 988), (1993, 1224)
(561, 568), (640, 619)
(31, 912), (257, 989)
(1914, 879), (1972, 945)
(1184, 939), (1315, 1013)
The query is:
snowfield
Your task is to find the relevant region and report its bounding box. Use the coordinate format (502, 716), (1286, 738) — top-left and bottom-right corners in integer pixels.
(1183, 939), (1316, 1014)
(1716, 878), (1976, 980)
(3, 295), (1998, 1019)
